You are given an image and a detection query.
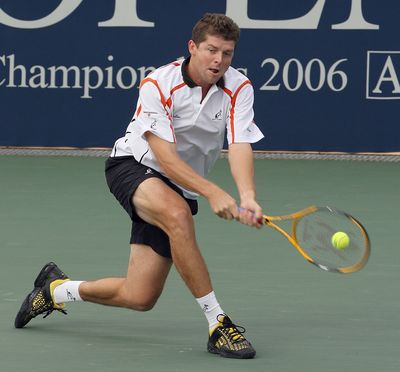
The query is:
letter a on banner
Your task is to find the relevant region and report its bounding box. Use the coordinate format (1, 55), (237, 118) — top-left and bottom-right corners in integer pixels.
(372, 56), (400, 94)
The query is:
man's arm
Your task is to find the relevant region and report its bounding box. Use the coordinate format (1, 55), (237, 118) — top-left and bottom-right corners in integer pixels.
(146, 132), (239, 220)
(228, 143), (263, 227)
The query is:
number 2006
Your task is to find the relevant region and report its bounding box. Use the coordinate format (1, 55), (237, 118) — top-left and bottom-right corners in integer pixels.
(260, 58), (348, 92)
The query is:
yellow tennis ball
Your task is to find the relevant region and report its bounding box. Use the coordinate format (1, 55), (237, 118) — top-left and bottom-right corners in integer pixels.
(331, 232), (350, 250)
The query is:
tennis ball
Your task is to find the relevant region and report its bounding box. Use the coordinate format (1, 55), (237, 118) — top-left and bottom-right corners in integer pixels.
(331, 232), (350, 250)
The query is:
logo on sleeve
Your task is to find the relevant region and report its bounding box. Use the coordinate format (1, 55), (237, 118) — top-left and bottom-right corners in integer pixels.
(212, 109), (223, 121)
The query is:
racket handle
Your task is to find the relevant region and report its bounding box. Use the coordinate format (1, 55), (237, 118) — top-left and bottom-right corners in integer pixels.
(237, 207), (264, 224)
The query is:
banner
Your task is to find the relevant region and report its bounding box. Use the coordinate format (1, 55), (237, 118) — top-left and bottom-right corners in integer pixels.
(1, 0), (399, 152)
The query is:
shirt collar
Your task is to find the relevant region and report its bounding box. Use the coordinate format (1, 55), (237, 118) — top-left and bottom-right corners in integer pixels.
(181, 56), (225, 89)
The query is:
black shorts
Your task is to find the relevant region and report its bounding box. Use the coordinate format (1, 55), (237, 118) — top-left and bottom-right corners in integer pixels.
(105, 156), (198, 258)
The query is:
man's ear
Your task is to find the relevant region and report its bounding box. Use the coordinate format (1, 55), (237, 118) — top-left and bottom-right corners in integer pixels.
(188, 40), (197, 55)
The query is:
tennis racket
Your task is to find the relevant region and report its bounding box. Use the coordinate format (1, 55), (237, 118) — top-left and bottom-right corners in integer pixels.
(251, 206), (370, 273)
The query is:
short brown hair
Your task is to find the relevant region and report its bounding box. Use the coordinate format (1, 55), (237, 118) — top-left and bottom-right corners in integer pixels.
(191, 13), (240, 46)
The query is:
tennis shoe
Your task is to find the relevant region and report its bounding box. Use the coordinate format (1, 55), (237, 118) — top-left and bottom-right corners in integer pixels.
(14, 262), (70, 328)
(207, 314), (256, 359)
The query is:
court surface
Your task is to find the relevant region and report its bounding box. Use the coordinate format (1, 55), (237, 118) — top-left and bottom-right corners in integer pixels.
(0, 155), (399, 372)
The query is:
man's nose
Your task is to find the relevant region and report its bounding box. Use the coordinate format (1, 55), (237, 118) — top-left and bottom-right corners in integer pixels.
(213, 52), (223, 64)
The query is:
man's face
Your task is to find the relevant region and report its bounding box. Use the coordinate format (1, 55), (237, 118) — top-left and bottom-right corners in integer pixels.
(188, 34), (235, 88)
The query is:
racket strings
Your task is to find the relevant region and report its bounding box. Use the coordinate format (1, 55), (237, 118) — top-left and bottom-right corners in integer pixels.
(294, 210), (367, 270)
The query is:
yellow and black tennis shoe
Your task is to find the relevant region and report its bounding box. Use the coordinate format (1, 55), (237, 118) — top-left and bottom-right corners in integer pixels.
(14, 262), (69, 328)
(207, 314), (256, 359)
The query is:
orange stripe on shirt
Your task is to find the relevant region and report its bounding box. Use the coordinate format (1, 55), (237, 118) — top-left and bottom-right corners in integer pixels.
(228, 80), (251, 143)
(136, 104), (142, 116)
(166, 82), (187, 107)
(223, 87), (233, 98)
(140, 77), (168, 108)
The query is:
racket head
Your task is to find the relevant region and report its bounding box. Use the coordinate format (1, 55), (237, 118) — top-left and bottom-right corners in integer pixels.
(266, 206), (370, 273)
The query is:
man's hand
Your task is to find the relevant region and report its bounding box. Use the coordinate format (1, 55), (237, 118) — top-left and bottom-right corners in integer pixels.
(205, 185), (238, 220)
(237, 199), (263, 229)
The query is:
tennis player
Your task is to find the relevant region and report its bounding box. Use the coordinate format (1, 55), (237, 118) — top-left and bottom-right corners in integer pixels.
(15, 13), (264, 359)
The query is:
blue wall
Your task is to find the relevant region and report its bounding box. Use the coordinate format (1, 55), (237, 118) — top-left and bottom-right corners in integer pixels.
(1, 1), (399, 152)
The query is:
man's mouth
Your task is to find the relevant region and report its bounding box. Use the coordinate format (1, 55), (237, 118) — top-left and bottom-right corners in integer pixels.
(209, 68), (220, 75)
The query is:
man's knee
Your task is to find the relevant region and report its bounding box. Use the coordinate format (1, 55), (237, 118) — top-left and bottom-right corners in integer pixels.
(163, 203), (193, 235)
(125, 295), (158, 312)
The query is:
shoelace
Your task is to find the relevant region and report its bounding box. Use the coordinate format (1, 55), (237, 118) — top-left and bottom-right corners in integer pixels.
(42, 308), (67, 319)
(216, 314), (247, 343)
(224, 326), (245, 342)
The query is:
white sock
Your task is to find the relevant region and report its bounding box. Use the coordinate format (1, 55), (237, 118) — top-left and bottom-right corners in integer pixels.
(53, 281), (84, 304)
(196, 291), (224, 333)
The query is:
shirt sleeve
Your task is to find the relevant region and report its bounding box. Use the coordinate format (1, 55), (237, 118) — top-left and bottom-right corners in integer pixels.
(133, 78), (175, 143)
(226, 82), (264, 145)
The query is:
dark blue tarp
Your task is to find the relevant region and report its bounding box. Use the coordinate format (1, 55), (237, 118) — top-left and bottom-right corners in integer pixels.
(1, 0), (399, 152)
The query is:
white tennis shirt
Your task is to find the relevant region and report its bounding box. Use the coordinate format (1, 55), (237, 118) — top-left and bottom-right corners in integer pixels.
(111, 57), (264, 199)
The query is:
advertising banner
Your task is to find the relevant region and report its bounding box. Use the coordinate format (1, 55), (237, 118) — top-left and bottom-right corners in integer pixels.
(1, 1), (399, 152)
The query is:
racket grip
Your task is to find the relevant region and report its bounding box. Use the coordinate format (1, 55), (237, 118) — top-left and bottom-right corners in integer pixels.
(237, 207), (264, 224)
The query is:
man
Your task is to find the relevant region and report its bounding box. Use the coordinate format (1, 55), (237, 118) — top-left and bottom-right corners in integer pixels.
(15, 13), (264, 359)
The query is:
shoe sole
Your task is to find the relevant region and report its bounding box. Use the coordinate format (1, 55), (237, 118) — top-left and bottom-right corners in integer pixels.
(207, 344), (256, 359)
(14, 289), (37, 328)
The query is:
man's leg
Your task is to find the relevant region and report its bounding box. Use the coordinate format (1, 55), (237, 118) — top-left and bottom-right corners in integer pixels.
(131, 177), (212, 298)
(14, 244), (172, 328)
(79, 175), (211, 305)
(14, 177), (194, 327)
(79, 243), (172, 310)
(131, 177), (256, 359)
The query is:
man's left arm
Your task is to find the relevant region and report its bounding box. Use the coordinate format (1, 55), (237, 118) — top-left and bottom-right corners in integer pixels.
(228, 143), (263, 228)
